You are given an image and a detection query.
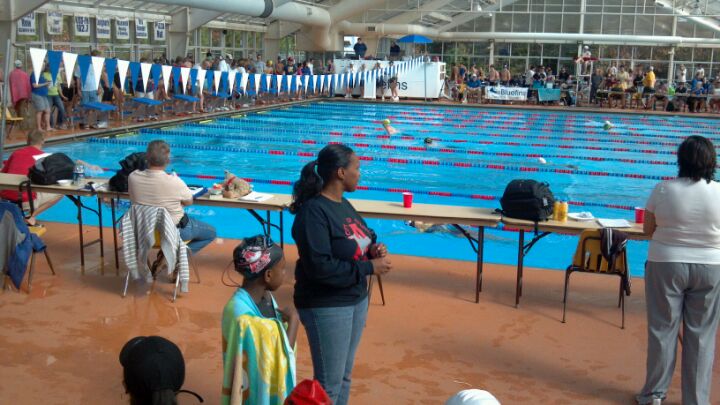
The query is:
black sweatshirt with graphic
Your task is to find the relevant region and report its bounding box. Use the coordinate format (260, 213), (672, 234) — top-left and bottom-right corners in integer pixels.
(292, 195), (376, 309)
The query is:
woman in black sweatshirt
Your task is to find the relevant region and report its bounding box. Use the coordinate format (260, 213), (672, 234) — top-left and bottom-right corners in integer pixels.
(289, 143), (392, 405)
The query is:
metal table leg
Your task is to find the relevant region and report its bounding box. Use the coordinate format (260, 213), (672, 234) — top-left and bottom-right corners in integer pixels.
(516, 230), (525, 308)
(111, 197), (119, 275)
(266, 211), (271, 236)
(279, 210), (284, 248)
(475, 226), (485, 303)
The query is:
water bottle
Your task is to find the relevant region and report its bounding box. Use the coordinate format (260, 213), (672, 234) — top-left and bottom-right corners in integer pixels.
(73, 163), (85, 185)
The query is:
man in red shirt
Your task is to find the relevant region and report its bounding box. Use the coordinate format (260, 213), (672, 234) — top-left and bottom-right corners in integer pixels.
(1, 130), (62, 225)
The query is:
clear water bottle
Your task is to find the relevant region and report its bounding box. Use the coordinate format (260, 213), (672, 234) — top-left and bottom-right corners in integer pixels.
(73, 163), (85, 185)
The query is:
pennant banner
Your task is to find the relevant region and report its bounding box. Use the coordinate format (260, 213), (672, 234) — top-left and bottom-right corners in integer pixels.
(62, 52), (78, 87)
(189, 68), (198, 93)
(91, 56), (105, 90)
(196, 68), (206, 92)
(254, 74), (261, 94)
(77, 55), (91, 88)
(240, 73), (248, 93)
(140, 62), (151, 93)
(180, 67), (190, 94)
(129, 61), (140, 92)
(18, 13), (36, 36)
(161, 65), (173, 94)
(150, 64), (162, 93)
(47, 50), (63, 85)
(172, 66), (181, 94)
(74, 15), (90, 37)
(135, 18), (148, 39)
(96, 16), (111, 39)
(213, 70), (221, 94)
(47, 12), (63, 36)
(29, 48), (47, 84)
(116, 17), (130, 40)
(227, 71), (236, 94)
(104, 58), (118, 88)
(117, 59), (129, 92)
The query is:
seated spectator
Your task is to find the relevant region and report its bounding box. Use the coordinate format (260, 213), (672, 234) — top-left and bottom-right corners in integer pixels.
(0, 130), (100, 226)
(557, 66), (570, 83)
(120, 335), (202, 405)
(222, 235), (298, 404)
(128, 140), (216, 254)
(673, 81), (689, 111)
(688, 80), (707, 113)
(463, 74), (482, 104)
(649, 81), (669, 111)
(709, 79), (720, 113)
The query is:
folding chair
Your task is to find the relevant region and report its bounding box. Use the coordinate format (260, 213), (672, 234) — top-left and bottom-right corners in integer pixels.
(562, 229), (631, 329)
(5, 108), (23, 137)
(367, 274), (386, 306)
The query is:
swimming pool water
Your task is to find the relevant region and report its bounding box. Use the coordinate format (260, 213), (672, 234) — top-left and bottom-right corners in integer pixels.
(41, 101), (720, 277)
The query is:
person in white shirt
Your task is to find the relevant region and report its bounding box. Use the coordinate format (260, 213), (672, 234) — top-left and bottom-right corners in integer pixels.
(637, 135), (720, 405)
(676, 64), (687, 84)
(344, 63), (356, 98)
(218, 56), (229, 73)
(695, 65), (705, 80)
(307, 59), (314, 75)
(525, 67), (535, 87)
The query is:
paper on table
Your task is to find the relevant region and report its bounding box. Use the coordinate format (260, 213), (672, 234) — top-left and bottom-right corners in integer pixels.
(33, 153), (53, 161)
(596, 218), (631, 228)
(240, 192), (274, 202)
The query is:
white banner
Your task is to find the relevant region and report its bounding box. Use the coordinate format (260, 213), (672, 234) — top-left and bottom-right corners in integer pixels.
(74, 14), (90, 37)
(161, 65), (172, 94)
(18, 13), (36, 36)
(96, 16), (111, 39)
(91, 56), (105, 91)
(29, 48), (47, 84)
(485, 86), (528, 101)
(62, 52), (78, 87)
(154, 21), (166, 41)
(46, 12), (63, 36)
(213, 71), (221, 94)
(135, 18), (148, 39)
(196, 69), (206, 92)
(227, 71), (236, 94)
(140, 62), (151, 93)
(116, 17), (130, 40)
(117, 59), (129, 92)
(180, 67), (190, 94)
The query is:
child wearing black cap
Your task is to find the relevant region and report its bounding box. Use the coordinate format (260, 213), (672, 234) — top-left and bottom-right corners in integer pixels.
(221, 235), (298, 404)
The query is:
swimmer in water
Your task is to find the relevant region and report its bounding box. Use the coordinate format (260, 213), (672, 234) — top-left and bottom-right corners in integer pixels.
(603, 120), (614, 130)
(382, 119), (399, 135)
(424, 137), (433, 145)
(537, 156), (578, 170)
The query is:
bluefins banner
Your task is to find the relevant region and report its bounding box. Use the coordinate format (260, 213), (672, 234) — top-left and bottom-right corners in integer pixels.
(485, 86), (528, 101)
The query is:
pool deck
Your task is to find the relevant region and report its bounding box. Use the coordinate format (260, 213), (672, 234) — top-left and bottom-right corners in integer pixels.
(2, 222), (719, 404)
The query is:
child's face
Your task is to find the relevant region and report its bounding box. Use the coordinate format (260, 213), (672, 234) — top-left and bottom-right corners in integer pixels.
(265, 257), (287, 291)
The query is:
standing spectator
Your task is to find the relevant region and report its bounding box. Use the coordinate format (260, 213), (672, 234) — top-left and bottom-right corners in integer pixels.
(676, 64), (687, 84)
(642, 66), (657, 108)
(557, 66), (570, 83)
(500, 64), (511, 85)
(525, 66), (535, 87)
(637, 136), (720, 405)
(307, 58), (315, 75)
(590, 67), (603, 103)
(254, 54), (266, 74)
(487, 65), (499, 85)
(76, 50), (103, 129)
(695, 65), (705, 80)
(289, 144), (392, 405)
(389, 41), (401, 60)
(9, 60), (32, 117)
(353, 38), (367, 59)
(30, 64), (52, 132)
(43, 65), (67, 130)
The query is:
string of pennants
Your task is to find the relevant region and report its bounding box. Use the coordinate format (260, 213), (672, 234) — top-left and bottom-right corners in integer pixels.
(28, 47), (424, 97)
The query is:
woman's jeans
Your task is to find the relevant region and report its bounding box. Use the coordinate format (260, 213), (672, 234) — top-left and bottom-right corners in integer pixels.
(48, 95), (65, 126)
(178, 216), (216, 253)
(298, 296), (369, 405)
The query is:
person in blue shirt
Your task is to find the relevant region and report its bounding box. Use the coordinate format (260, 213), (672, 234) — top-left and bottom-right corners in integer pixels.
(462, 74), (482, 103)
(353, 38), (367, 59)
(689, 80), (707, 113)
(30, 64), (52, 132)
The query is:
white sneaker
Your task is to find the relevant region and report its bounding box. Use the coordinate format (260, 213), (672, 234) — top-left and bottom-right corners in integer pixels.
(345, 94), (352, 98)
(393, 96), (399, 102)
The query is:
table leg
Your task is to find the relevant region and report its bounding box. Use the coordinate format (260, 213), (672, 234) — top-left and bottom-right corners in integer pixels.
(72, 196), (86, 272)
(516, 230), (525, 308)
(111, 198), (119, 275)
(475, 226), (485, 303)
(279, 210), (284, 248)
(97, 196), (104, 260)
(266, 211), (271, 237)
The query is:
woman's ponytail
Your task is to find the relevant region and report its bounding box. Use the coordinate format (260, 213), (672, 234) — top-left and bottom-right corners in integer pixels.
(289, 160), (323, 214)
(289, 144), (354, 214)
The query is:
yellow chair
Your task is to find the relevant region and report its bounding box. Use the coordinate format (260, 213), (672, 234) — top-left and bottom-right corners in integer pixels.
(121, 229), (201, 302)
(562, 229), (631, 329)
(3, 226), (56, 293)
(5, 108), (23, 137)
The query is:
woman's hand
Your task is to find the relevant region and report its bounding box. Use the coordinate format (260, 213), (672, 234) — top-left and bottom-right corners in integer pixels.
(369, 243), (388, 258)
(370, 257), (392, 276)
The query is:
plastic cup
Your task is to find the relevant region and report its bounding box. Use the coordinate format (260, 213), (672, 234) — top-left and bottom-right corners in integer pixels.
(635, 207), (645, 224)
(402, 192), (413, 208)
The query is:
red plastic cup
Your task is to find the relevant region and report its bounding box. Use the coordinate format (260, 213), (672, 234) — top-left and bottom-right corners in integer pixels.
(402, 192), (413, 208)
(635, 207), (645, 224)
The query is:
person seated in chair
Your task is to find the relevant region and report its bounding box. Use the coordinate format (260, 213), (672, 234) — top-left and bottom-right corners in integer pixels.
(463, 74), (482, 104)
(128, 140), (216, 254)
(0, 129), (100, 226)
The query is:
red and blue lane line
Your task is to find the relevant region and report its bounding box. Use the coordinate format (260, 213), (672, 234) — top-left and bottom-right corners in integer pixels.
(91, 137), (673, 181)
(142, 128), (678, 167)
(170, 125), (678, 156)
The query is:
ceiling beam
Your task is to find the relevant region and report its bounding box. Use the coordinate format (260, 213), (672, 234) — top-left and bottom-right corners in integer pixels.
(381, 0), (459, 25)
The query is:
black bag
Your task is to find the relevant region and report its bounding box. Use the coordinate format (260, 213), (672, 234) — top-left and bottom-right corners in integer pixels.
(499, 179), (555, 222)
(28, 153), (75, 185)
(109, 152), (147, 192)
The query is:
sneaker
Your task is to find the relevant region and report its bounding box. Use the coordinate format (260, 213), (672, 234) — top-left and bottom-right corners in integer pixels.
(345, 94), (352, 99)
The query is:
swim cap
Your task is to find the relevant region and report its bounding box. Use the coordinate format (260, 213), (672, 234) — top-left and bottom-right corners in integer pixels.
(233, 235), (284, 279)
(382, 119), (391, 126)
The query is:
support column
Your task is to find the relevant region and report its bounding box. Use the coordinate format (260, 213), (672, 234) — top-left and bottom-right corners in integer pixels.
(0, 20), (15, 65)
(668, 15), (678, 82)
(169, 8), (223, 60)
(488, 15), (496, 66)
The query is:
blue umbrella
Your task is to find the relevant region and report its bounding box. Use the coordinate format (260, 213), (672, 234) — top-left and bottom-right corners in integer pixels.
(397, 34), (433, 44)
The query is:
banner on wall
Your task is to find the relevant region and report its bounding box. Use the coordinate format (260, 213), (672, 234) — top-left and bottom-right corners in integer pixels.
(485, 86), (528, 101)
(17, 13), (36, 36)
(154, 21), (166, 41)
(96, 16), (111, 39)
(74, 14), (90, 37)
(46, 12), (63, 36)
(116, 17), (130, 40)
(537, 88), (562, 102)
(135, 18), (148, 39)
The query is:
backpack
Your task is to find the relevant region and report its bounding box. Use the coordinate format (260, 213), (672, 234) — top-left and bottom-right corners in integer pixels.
(28, 153), (75, 185)
(109, 152), (147, 192)
(499, 179), (555, 222)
